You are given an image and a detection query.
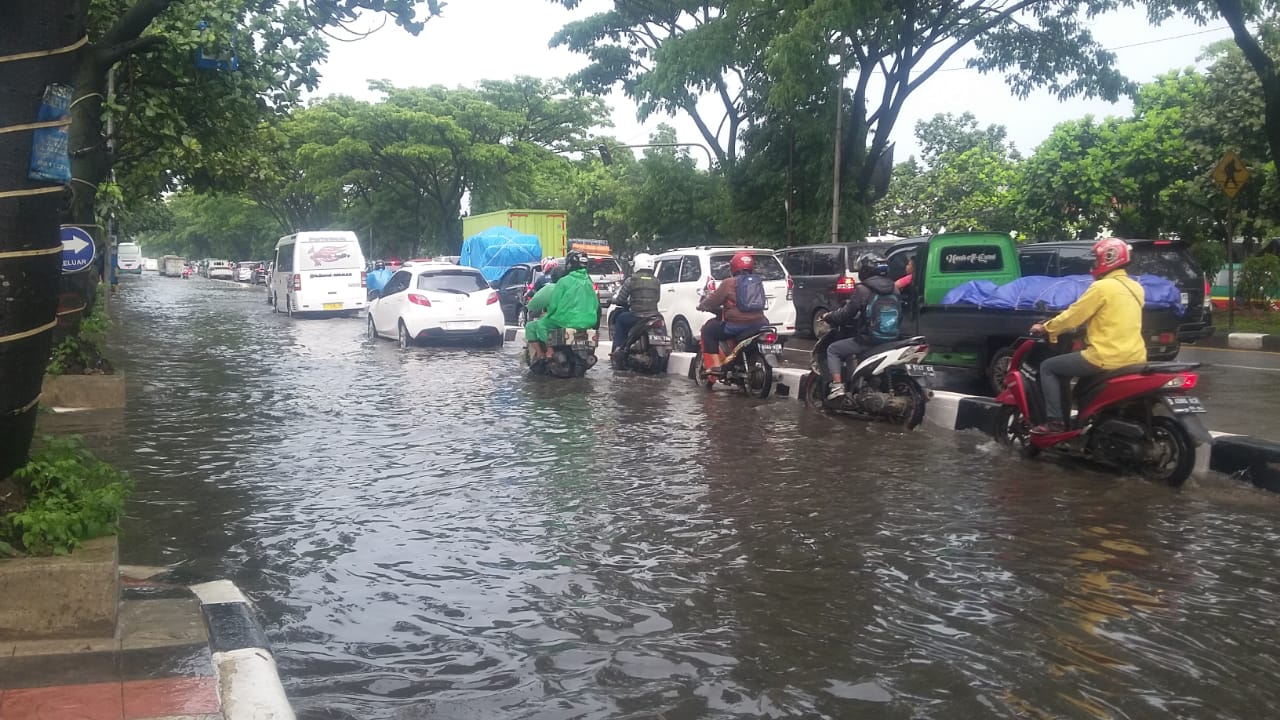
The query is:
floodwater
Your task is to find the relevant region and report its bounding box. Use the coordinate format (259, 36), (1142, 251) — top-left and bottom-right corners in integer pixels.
(46, 274), (1280, 719)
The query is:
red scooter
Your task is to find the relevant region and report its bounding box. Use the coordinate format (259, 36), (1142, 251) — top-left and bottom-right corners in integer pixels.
(993, 336), (1211, 486)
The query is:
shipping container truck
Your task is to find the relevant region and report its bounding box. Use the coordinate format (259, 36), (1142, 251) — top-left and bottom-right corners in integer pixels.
(462, 209), (568, 259)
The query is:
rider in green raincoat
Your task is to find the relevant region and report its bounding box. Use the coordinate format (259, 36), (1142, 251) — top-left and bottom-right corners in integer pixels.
(526, 251), (600, 360)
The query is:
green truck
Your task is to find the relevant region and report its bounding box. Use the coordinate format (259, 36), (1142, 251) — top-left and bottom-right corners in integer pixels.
(462, 209), (568, 259)
(883, 232), (1184, 393)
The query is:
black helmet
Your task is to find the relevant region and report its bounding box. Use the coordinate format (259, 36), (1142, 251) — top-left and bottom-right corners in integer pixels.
(856, 253), (888, 281)
(549, 266), (567, 282)
(565, 250), (589, 271)
(374, 260), (385, 270)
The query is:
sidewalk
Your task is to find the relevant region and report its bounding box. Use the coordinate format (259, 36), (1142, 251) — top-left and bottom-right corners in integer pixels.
(0, 570), (292, 720)
(1193, 331), (1280, 352)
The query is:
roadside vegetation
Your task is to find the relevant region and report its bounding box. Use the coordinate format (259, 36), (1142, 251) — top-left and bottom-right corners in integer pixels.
(0, 437), (132, 557)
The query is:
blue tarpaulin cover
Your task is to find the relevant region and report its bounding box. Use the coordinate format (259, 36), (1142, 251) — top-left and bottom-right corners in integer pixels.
(941, 274), (1185, 316)
(460, 226), (543, 282)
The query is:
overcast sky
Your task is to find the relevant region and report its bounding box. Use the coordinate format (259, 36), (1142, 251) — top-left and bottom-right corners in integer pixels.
(313, 1), (1235, 164)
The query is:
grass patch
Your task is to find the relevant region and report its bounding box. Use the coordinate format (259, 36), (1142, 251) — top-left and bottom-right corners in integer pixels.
(1222, 308), (1280, 334)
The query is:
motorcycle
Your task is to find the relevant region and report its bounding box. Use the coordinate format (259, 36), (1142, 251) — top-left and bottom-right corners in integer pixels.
(525, 327), (599, 378)
(798, 328), (932, 429)
(993, 336), (1211, 486)
(607, 305), (671, 374)
(181, 266), (193, 279)
(692, 322), (783, 398)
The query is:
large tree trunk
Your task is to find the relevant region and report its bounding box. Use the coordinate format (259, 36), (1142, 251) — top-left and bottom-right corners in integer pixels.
(0, 0), (87, 479)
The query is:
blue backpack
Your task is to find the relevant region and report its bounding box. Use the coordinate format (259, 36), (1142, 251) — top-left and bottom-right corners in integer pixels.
(867, 289), (901, 342)
(735, 274), (767, 312)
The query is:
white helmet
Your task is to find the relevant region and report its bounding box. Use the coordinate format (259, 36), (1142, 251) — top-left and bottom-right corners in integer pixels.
(632, 253), (655, 273)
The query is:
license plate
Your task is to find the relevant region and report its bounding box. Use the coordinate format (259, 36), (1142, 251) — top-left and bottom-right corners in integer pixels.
(648, 334), (671, 345)
(572, 339), (596, 349)
(1167, 395), (1206, 414)
(445, 321), (479, 330)
(1180, 292), (1189, 306)
(323, 302), (343, 310)
(906, 364), (935, 377)
(758, 343), (782, 354)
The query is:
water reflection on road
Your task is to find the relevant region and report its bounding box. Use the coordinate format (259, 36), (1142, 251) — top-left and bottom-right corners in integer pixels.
(43, 275), (1280, 719)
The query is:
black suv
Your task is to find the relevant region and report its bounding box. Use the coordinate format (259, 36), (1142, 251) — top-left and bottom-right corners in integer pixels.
(777, 242), (883, 337)
(491, 262), (543, 325)
(1017, 239), (1214, 350)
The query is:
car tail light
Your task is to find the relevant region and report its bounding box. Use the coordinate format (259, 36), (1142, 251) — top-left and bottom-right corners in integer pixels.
(292, 273), (301, 291)
(835, 274), (858, 294)
(1154, 240), (1172, 245)
(361, 271), (367, 288)
(1204, 279), (1211, 297)
(1159, 332), (1175, 344)
(761, 331), (779, 344)
(408, 293), (431, 306)
(486, 291), (499, 305)
(1163, 373), (1198, 390)
(786, 276), (793, 301)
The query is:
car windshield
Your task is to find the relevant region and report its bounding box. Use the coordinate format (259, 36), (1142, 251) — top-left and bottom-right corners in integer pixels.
(417, 270), (490, 293)
(588, 258), (621, 275)
(709, 253), (786, 281)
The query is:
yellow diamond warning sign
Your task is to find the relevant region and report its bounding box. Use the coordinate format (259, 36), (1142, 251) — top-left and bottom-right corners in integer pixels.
(1213, 151), (1249, 198)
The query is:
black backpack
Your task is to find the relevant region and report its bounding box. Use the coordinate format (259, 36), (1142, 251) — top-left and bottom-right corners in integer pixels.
(866, 289), (901, 342)
(735, 274), (767, 312)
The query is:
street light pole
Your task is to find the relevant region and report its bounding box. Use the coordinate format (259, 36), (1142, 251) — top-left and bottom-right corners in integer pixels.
(830, 68), (843, 243)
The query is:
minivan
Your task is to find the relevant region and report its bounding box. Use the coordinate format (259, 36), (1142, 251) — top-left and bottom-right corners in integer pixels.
(1017, 239), (1214, 346)
(269, 231), (368, 317)
(776, 243), (882, 337)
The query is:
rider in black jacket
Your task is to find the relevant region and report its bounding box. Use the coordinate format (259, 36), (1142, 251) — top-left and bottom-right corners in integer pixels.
(821, 254), (898, 400)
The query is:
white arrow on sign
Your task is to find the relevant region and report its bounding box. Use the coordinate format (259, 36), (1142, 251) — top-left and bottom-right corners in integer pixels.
(62, 237), (90, 253)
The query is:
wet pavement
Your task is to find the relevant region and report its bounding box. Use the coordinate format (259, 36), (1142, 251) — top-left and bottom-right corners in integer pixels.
(43, 274), (1280, 719)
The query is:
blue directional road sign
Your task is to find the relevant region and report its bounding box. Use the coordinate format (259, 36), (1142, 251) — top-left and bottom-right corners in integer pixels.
(61, 226), (96, 274)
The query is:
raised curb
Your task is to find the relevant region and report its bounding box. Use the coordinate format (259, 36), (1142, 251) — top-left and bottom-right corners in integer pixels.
(191, 580), (295, 720)
(502, 327), (1272, 489)
(1194, 331), (1280, 352)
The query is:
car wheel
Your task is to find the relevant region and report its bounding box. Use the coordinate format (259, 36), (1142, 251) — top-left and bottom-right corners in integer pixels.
(988, 347), (1015, 395)
(397, 320), (411, 349)
(286, 296), (294, 318)
(517, 306), (528, 327)
(672, 318), (695, 354)
(811, 307), (829, 339)
(367, 314), (378, 340)
(266, 290), (274, 306)
(271, 293), (278, 313)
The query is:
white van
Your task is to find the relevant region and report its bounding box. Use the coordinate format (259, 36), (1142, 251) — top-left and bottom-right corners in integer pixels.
(116, 242), (143, 274)
(269, 231), (367, 317)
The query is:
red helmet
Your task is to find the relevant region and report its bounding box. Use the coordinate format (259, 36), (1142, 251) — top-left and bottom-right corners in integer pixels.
(729, 252), (754, 275)
(1091, 238), (1131, 279)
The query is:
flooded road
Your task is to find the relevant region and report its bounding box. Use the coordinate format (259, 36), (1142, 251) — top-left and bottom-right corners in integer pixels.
(48, 275), (1280, 719)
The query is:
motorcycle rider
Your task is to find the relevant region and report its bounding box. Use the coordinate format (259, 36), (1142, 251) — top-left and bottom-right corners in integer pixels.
(1028, 237), (1146, 434)
(697, 251), (769, 375)
(611, 253), (660, 354)
(526, 250), (600, 361)
(820, 253), (899, 401)
(366, 259), (394, 298)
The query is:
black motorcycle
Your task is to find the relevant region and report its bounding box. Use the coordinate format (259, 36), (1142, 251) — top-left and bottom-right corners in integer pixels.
(607, 306), (671, 374)
(525, 327), (599, 378)
(798, 327), (932, 429)
(692, 324), (783, 398)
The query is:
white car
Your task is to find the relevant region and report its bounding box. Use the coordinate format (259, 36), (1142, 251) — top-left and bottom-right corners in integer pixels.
(652, 246), (797, 353)
(233, 262), (256, 282)
(207, 260), (234, 280)
(367, 263), (505, 348)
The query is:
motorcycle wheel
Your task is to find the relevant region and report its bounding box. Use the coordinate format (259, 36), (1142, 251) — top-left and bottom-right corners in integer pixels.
(800, 372), (827, 410)
(648, 347), (669, 374)
(1141, 416), (1194, 487)
(744, 348), (773, 399)
(890, 376), (928, 430)
(692, 355), (715, 389)
(548, 350), (577, 379)
(994, 406), (1039, 458)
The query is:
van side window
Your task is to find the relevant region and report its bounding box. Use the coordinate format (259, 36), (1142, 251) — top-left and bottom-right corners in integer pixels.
(1019, 251), (1055, 277)
(678, 255), (701, 282)
(655, 259), (679, 284)
(779, 250), (810, 276)
(277, 246), (294, 272)
(810, 248), (841, 276)
(1057, 248), (1095, 276)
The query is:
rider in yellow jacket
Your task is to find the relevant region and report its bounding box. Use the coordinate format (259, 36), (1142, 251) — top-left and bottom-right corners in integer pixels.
(1029, 238), (1146, 434)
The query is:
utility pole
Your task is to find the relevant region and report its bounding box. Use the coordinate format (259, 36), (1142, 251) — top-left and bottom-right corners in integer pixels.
(830, 72), (843, 243)
(103, 64), (116, 314)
